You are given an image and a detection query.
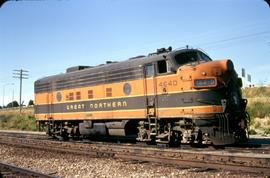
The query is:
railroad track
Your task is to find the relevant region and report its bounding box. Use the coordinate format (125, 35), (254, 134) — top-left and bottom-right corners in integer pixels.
(0, 161), (58, 178)
(1, 130), (270, 154)
(0, 130), (47, 138)
(0, 131), (270, 176)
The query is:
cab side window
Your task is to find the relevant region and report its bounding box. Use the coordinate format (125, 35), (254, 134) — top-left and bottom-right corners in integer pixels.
(157, 60), (167, 74)
(145, 64), (154, 77)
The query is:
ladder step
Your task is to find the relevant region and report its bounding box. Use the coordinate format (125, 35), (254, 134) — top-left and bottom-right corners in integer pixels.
(156, 140), (169, 144)
(156, 133), (169, 139)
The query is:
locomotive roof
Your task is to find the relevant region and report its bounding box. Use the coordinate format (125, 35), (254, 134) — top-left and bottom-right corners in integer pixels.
(35, 48), (202, 85)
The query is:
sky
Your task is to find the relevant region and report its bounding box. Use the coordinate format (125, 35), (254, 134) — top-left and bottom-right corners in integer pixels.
(0, 0), (270, 106)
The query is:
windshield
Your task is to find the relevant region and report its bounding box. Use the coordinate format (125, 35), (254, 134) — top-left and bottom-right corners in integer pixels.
(198, 51), (211, 61)
(174, 51), (211, 66)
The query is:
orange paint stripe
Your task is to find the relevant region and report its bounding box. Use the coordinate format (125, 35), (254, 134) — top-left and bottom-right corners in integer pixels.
(158, 105), (223, 117)
(35, 109), (146, 120)
(35, 105), (223, 121)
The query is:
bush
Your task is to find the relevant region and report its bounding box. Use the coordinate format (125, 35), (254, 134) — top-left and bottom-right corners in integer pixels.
(264, 127), (270, 135)
(6, 101), (19, 108)
(247, 102), (270, 118)
(254, 122), (261, 129)
(28, 100), (34, 106)
(249, 129), (257, 135)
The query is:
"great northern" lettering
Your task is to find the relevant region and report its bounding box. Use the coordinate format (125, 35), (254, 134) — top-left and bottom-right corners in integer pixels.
(65, 100), (128, 111)
(89, 101), (128, 109)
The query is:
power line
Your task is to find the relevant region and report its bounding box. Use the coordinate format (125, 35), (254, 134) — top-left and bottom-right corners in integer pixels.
(13, 69), (29, 114)
(196, 31), (270, 47)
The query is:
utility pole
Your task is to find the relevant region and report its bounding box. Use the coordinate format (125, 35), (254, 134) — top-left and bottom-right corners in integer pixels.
(13, 69), (29, 113)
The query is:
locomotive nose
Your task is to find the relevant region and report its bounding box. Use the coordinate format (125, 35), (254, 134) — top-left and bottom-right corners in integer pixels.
(218, 60), (236, 83)
(193, 59), (236, 89)
(212, 59), (234, 76)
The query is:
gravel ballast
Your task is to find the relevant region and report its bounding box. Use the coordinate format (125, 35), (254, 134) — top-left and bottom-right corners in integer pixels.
(0, 144), (261, 178)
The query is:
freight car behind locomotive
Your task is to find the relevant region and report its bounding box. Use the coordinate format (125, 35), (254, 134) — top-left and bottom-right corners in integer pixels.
(34, 47), (248, 145)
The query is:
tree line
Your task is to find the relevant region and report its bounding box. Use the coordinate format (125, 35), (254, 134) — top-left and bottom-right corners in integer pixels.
(0, 100), (34, 109)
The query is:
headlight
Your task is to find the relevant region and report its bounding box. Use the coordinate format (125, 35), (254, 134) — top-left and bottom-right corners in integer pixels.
(194, 78), (217, 88)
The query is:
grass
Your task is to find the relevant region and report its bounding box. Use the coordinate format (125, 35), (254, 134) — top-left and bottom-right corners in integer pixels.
(264, 127), (270, 135)
(254, 121), (261, 129)
(0, 108), (38, 131)
(248, 129), (257, 135)
(243, 86), (270, 119)
(243, 86), (270, 135)
(242, 86), (270, 98)
(246, 102), (270, 119)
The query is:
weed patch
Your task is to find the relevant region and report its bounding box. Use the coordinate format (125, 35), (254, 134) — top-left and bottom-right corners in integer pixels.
(247, 102), (270, 119)
(0, 112), (38, 131)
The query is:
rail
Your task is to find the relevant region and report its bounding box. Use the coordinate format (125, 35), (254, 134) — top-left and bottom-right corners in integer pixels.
(0, 133), (269, 176)
(0, 161), (58, 178)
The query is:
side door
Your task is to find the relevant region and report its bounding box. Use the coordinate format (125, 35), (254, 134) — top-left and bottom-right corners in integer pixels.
(47, 82), (54, 119)
(144, 63), (157, 117)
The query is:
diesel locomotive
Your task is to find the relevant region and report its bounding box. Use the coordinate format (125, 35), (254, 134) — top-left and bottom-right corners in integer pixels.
(34, 47), (249, 145)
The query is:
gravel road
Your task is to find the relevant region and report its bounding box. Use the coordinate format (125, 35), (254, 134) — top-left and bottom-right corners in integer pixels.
(0, 144), (262, 178)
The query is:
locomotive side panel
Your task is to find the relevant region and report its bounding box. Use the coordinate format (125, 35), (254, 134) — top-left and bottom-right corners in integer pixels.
(35, 68), (149, 121)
